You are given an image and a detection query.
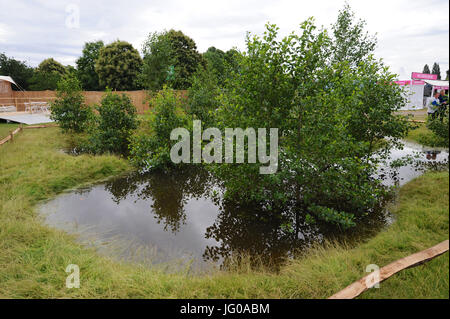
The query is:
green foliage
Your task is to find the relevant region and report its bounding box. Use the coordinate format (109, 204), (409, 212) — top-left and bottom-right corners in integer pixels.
(139, 32), (175, 91)
(29, 58), (67, 91)
(129, 87), (189, 169)
(37, 58), (67, 75)
(167, 30), (205, 89)
(203, 47), (242, 87)
(212, 15), (409, 227)
(88, 90), (138, 154)
(331, 3), (377, 67)
(422, 64), (430, 74)
(432, 62), (441, 80)
(140, 30), (204, 90)
(426, 107), (449, 146)
(187, 66), (220, 126)
(0, 53), (34, 90)
(95, 40), (142, 90)
(76, 41), (104, 90)
(50, 74), (92, 133)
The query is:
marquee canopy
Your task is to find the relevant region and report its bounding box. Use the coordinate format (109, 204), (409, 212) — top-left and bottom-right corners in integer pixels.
(0, 75), (18, 87)
(423, 79), (449, 90)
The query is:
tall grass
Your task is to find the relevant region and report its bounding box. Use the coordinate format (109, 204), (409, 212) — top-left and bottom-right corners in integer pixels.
(0, 126), (448, 298)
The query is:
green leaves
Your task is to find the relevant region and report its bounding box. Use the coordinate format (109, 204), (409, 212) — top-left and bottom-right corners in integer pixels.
(88, 90), (138, 155)
(50, 74), (92, 133)
(95, 41), (142, 91)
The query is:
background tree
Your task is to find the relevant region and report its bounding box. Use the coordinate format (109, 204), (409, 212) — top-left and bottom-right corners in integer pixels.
(139, 32), (175, 91)
(446, 69), (449, 80)
(166, 30), (204, 89)
(422, 64), (431, 74)
(29, 58), (67, 90)
(212, 15), (408, 228)
(89, 90), (138, 154)
(50, 74), (92, 132)
(140, 30), (204, 90)
(203, 47), (225, 82)
(432, 62), (441, 80)
(0, 53), (34, 90)
(331, 3), (377, 67)
(95, 40), (142, 91)
(76, 41), (104, 90)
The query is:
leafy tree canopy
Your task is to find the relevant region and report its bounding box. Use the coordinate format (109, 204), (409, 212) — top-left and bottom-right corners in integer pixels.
(432, 62), (441, 80)
(0, 53), (34, 90)
(76, 41), (104, 90)
(95, 40), (142, 91)
(140, 30), (204, 90)
(29, 58), (67, 90)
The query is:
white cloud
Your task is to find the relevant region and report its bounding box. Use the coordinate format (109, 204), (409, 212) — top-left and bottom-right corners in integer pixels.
(0, 0), (448, 79)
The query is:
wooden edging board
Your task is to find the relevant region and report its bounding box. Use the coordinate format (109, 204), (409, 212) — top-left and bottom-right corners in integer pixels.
(329, 239), (449, 299)
(0, 123), (58, 146)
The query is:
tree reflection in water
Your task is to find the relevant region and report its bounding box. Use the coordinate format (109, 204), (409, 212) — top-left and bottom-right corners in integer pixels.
(102, 166), (391, 269)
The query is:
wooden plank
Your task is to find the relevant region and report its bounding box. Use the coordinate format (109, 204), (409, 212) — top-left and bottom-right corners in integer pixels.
(329, 240), (449, 299)
(24, 124), (59, 129)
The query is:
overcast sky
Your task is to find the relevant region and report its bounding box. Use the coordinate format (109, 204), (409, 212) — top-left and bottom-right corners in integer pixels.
(0, 0), (448, 80)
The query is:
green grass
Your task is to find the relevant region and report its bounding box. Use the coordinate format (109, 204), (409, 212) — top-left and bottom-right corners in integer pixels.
(0, 123), (19, 140)
(405, 122), (448, 147)
(0, 127), (448, 298)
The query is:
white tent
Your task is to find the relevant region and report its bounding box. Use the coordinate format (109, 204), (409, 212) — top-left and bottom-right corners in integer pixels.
(0, 75), (18, 87)
(423, 80), (449, 108)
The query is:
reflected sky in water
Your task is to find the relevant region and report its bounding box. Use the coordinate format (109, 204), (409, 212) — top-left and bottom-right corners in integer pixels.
(39, 141), (448, 270)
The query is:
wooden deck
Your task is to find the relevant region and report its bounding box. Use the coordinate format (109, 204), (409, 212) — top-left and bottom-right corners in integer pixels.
(0, 111), (53, 125)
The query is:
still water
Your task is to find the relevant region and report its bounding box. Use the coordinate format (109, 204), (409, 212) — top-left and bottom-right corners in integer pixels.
(40, 141), (448, 270)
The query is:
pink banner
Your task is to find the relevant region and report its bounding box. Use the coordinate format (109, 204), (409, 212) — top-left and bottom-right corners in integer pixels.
(412, 80), (425, 85)
(394, 80), (411, 86)
(411, 72), (438, 80)
(434, 86), (449, 90)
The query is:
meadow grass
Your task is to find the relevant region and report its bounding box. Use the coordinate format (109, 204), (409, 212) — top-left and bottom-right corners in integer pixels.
(0, 126), (448, 298)
(0, 123), (19, 140)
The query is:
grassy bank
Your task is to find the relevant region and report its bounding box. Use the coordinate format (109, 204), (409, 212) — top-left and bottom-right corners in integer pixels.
(0, 126), (448, 298)
(0, 123), (19, 140)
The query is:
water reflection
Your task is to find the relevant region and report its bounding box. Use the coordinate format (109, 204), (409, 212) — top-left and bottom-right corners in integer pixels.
(40, 141), (448, 270)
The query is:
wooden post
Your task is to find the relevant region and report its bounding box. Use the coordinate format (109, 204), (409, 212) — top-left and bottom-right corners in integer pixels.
(9, 130), (13, 142)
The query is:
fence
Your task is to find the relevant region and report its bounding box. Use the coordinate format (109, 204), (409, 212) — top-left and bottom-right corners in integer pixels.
(0, 90), (188, 114)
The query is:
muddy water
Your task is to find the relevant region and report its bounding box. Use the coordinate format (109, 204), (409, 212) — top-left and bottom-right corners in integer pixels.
(39, 141), (448, 270)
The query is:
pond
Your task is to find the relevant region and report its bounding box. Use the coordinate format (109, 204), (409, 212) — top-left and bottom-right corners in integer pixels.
(39, 141), (448, 271)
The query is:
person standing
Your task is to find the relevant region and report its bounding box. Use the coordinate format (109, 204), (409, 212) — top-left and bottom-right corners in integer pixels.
(428, 91), (441, 120)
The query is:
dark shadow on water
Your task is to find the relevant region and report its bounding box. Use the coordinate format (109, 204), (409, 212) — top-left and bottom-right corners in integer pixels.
(41, 141), (449, 271)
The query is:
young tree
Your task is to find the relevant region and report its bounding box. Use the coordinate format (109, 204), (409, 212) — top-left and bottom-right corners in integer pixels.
(432, 62), (441, 80)
(95, 40), (142, 90)
(76, 41), (104, 90)
(50, 74), (92, 132)
(213, 17), (408, 229)
(139, 30), (204, 90)
(422, 64), (431, 74)
(129, 86), (189, 168)
(166, 30), (205, 89)
(0, 53), (34, 90)
(89, 90), (138, 154)
(331, 3), (377, 67)
(29, 58), (67, 90)
(139, 32), (175, 91)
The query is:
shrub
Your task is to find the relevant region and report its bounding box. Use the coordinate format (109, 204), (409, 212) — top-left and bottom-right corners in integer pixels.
(187, 66), (220, 127)
(129, 86), (189, 169)
(88, 90), (138, 154)
(50, 74), (92, 133)
(426, 107), (449, 147)
(95, 40), (142, 90)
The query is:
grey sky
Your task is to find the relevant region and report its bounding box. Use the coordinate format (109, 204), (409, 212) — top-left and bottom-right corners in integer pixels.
(0, 0), (448, 79)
